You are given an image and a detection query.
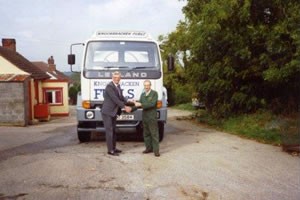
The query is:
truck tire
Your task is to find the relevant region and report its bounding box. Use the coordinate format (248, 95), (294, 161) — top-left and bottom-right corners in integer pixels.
(78, 131), (91, 143)
(158, 122), (164, 142)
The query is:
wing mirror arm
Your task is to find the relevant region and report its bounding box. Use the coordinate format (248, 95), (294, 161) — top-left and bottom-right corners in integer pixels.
(68, 43), (84, 72)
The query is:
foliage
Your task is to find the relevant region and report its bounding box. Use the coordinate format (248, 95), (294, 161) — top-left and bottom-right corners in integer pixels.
(193, 108), (287, 145)
(173, 103), (195, 111)
(68, 73), (81, 105)
(159, 21), (193, 106)
(221, 111), (282, 144)
(174, 84), (193, 104)
(162, 0), (300, 117)
(195, 109), (223, 127)
(160, 53), (192, 105)
(69, 72), (81, 85)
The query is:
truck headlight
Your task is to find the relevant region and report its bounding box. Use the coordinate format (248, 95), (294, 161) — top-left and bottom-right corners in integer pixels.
(156, 100), (162, 108)
(82, 100), (91, 109)
(85, 111), (95, 119)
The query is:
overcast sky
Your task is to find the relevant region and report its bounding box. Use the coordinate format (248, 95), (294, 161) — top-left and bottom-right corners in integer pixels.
(0, 0), (186, 72)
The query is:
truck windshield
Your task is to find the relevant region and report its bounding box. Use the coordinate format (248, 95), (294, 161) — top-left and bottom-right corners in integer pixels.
(85, 41), (160, 70)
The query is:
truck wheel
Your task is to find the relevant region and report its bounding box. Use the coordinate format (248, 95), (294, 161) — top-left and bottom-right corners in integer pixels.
(78, 131), (91, 143)
(158, 122), (164, 142)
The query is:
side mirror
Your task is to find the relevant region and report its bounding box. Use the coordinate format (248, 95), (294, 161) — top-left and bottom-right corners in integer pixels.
(68, 54), (75, 65)
(68, 43), (84, 72)
(167, 54), (174, 71)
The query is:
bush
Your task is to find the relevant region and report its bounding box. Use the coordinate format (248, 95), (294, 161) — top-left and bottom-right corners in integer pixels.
(222, 112), (282, 145)
(174, 85), (192, 105)
(69, 85), (79, 105)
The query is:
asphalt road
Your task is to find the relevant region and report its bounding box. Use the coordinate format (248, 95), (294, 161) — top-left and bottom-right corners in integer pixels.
(0, 107), (299, 200)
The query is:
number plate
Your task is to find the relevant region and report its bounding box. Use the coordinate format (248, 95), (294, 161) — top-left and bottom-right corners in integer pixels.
(117, 114), (134, 120)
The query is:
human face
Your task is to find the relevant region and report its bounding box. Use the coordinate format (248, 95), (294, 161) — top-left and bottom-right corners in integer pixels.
(143, 81), (151, 93)
(112, 74), (121, 84)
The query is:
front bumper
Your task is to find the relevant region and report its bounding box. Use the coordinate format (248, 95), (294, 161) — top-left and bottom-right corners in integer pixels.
(76, 106), (167, 132)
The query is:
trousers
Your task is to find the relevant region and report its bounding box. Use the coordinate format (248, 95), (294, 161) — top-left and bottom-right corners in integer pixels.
(143, 117), (159, 153)
(102, 113), (117, 152)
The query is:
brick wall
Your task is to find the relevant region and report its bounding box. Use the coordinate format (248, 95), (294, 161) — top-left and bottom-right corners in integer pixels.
(0, 82), (28, 126)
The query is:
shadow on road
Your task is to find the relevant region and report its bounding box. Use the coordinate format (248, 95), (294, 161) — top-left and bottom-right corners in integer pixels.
(0, 125), (77, 162)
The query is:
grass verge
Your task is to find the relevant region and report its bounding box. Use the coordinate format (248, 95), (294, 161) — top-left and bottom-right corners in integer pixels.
(221, 112), (282, 145)
(173, 103), (196, 111)
(174, 104), (299, 146)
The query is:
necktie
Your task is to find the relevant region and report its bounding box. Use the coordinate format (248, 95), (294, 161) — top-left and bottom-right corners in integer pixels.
(117, 84), (122, 97)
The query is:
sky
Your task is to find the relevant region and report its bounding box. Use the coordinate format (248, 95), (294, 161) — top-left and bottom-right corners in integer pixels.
(0, 0), (186, 72)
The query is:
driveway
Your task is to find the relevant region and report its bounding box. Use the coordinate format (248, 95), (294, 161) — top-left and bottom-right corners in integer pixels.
(0, 107), (299, 200)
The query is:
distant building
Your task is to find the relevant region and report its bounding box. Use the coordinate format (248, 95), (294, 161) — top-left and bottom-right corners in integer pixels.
(0, 38), (50, 126)
(0, 38), (71, 126)
(32, 57), (71, 117)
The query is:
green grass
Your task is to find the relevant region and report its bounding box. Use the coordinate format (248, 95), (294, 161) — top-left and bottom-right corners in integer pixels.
(174, 104), (299, 145)
(221, 112), (282, 145)
(172, 103), (195, 111)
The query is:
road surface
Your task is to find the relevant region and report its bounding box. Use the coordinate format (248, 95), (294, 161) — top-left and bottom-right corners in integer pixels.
(0, 107), (299, 199)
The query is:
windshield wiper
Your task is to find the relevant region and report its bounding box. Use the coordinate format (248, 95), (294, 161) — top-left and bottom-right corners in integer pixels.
(103, 66), (130, 69)
(131, 66), (154, 70)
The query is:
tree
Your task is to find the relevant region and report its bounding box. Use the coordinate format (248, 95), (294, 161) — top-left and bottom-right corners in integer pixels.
(68, 73), (81, 105)
(163, 0), (300, 117)
(159, 22), (194, 105)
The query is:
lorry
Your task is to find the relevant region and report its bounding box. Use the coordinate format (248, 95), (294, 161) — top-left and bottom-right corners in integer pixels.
(68, 30), (174, 142)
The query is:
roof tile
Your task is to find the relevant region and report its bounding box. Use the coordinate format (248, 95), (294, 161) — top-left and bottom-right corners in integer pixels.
(0, 46), (50, 80)
(32, 61), (71, 82)
(0, 74), (30, 82)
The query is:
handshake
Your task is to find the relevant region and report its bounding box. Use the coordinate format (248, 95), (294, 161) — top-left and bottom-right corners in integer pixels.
(123, 100), (142, 113)
(129, 100), (142, 107)
(124, 106), (132, 113)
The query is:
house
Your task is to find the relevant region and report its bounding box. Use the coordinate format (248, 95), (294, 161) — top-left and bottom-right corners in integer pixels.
(0, 38), (71, 126)
(32, 57), (71, 117)
(0, 38), (50, 126)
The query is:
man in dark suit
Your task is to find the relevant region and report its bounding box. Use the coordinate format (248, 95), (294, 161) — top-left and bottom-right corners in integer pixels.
(102, 71), (131, 156)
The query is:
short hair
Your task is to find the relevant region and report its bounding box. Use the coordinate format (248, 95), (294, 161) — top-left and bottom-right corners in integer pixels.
(112, 71), (121, 76)
(144, 80), (151, 85)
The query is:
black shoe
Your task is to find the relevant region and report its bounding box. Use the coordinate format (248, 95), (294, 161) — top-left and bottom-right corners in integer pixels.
(114, 149), (122, 153)
(143, 149), (153, 154)
(154, 152), (160, 157)
(107, 151), (119, 156)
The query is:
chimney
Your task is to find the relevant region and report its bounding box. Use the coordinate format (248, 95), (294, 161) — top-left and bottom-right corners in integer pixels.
(48, 56), (56, 71)
(2, 38), (16, 52)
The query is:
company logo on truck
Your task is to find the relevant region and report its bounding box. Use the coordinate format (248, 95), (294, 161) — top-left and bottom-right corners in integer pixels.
(84, 71), (161, 79)
(92, 80), (143, 100)
(95, 31), (148, 38)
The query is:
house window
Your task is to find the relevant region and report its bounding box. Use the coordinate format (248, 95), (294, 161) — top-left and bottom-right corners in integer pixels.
(44, 88), (63, 105)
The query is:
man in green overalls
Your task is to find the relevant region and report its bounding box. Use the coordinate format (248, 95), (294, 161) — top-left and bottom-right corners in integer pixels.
(134, 80), (160, 157)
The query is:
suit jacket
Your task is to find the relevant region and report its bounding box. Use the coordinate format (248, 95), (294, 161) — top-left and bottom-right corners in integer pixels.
(102, 81), (126, 117)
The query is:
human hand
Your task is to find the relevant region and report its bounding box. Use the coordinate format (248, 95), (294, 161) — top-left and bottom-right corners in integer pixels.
(125, 99), (135, 106)
(134, 102), (142, 107)
(124, 106), (132, 113)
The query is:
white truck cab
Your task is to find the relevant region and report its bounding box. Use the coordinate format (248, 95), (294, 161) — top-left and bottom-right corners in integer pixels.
(68, 30), (173, 142)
